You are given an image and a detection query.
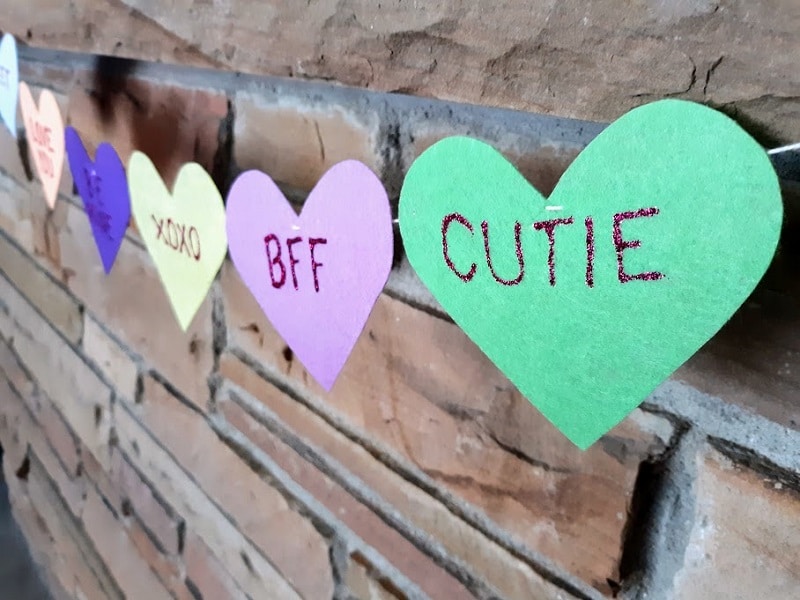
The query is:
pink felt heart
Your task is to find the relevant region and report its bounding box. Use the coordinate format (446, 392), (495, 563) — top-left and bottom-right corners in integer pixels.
(226, 161), (393, 390)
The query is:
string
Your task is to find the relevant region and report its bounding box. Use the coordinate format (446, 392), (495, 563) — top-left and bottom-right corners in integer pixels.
(767, 141), (800, 156)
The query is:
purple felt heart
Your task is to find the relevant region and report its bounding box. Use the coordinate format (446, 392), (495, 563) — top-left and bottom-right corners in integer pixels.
(226, 161), (394, 390)
(65, 127), (131, 274)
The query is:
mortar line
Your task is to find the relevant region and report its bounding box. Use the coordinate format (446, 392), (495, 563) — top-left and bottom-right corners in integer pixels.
(645, 380), (800, 475)
(620, 428), (701, 600)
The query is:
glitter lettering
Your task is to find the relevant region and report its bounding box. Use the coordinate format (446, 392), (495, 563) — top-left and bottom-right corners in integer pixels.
(309, 238), (327, 293)
(482, 220), (525, 286)
(263, 234), (330, 292)
(438, 207), (663, 288)
(532, 217), (574, 286)
(441, 213), (477, 282)
(152, 215), (201, 260)
(613, 208), (665, 284)
(585, 216), (595, 288)
(286, 236), (303, 290)
(264, 233), (286, 288)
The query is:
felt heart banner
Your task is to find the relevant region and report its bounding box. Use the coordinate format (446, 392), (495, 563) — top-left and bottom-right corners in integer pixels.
(0, 33), (18, 136)
(226, 161), (393, 390)
(128, 151), (227, 331)
(65, 127), (131, 274)
(399, 99), (782, 449)
(19, 82), (65, 209)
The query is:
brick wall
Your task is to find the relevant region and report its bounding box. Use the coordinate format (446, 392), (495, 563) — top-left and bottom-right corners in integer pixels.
(0, 4), (799, 599)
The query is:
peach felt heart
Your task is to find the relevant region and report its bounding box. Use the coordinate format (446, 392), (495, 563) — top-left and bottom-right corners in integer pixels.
(19, 82), (65, 209)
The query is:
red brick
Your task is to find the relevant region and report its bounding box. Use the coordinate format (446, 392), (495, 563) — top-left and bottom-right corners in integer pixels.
(234, 94), (381, 192)
(81, 487), (172, 599)
(137, 375), (334, 599)
(184, 531), (247, 600)
(0, 167), (68, 283)
(82, 314), (139, 402)
(6, 475), (84, 600)
(10, 400), (85, 518)
(0, 335), (35, 397)
(110, 448), (182, 555)
(673, 448), (800, 599)
(221, 263), (673, 593)
(38, 403), (81, 477)
(17, 461), (118, 600)
(0, 385), (84, 519)
(127, 515), (194, 600)
(0, 355), (85, 522)
(0, 338), (81, 478)
(0, 345), (36, 468)
(0, 403), (30, 477)
(0, 231), (83, 344)
(79, 438), (123, 515)
(345, 552), (406, 600)
(29, 428), (86, 518)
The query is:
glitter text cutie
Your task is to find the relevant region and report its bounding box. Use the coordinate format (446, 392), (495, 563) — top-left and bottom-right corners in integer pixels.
(441, 207), (665, 287)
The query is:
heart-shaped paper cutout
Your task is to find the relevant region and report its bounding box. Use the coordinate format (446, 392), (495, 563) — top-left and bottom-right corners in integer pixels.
(0, 33), (19, 136)
(65, 127), (131, 274)
(399, 99), (782, 449)
(128, 151), (227, 331)
(226, 162), (393, 390)
(19, 82), (65, 209)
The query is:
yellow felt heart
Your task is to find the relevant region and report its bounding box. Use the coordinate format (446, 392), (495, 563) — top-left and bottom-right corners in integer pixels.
(19, 82), (65, 209)
(128, 151), (227, 331)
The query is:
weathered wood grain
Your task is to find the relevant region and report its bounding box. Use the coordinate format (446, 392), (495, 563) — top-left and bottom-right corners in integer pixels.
(3, 1), (799, 141)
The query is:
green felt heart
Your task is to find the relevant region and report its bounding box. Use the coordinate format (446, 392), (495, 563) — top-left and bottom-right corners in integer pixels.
(399, 99), (782, 449)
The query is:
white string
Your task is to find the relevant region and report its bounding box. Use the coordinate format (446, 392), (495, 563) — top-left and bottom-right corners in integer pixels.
(767, 141), (800, 156)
